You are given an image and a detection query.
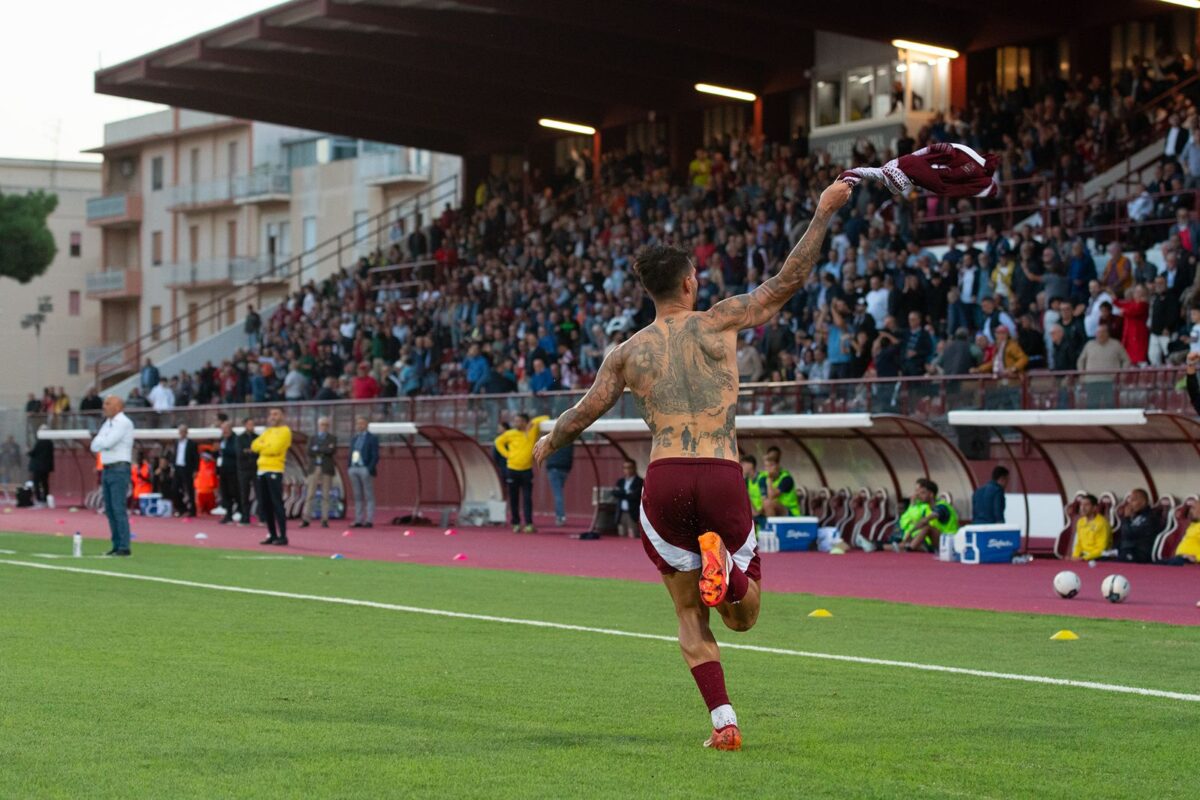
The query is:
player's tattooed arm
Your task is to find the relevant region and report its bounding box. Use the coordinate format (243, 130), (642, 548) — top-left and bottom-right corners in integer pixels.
(707, 179), (852, 331)
(535, 345), (627, 463)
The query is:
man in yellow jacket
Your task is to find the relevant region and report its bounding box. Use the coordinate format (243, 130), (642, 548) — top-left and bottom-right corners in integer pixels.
(1071, 493), (1111, 561)
(251, 407), (293, 546)
(495, 412), (549, 532)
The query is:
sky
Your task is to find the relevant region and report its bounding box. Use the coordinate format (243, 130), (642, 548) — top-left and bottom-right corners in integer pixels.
(0, 0), (280, 163)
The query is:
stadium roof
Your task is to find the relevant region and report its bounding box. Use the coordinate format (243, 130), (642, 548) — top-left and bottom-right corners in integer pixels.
(95, 0), (1168, 155)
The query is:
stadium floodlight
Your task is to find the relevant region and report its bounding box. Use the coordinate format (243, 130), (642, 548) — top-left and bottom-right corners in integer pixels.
(891, 39), (960, 60)
(694, 83), (757, 102)
(1159, 0), (1200, 8)
(538, 118), (597, 136)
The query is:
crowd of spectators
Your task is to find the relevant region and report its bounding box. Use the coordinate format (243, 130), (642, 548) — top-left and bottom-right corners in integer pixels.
(27, 56), (1200, 413)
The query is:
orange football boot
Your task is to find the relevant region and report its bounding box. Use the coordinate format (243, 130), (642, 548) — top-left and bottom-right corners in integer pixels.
(703, 724), (742, 751)
(698, 531), (729, 607)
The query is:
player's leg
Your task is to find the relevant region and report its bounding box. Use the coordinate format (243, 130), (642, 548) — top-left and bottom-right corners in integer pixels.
(715, 578), (761, 632)
(662, 571), (742, 751)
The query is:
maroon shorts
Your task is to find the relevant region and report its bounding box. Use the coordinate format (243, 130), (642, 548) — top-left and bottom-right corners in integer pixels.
(639, 457), (760, 582)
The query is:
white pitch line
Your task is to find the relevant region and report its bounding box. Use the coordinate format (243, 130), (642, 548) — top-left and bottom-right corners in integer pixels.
(219, 555), (306, 561)
(2, 558), (1198, 705)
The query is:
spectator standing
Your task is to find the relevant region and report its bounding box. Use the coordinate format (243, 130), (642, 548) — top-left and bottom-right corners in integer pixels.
(148, 378), (175, 412)
(978, 296), (1016, 343)
(612, 459), (643, 538)
(27, 427), (54, 503)
(1114, 284), (1151, 364)
(283, 361), (309, 400)
(299, 416), (337, 529)
(89, 395), (135, 556)
(140, 359), (160, 395)
(244, 304), (262, 349)
(970, 466), (1009, 524)
(79, 387), (103, 413)
(217, 422), (243, 525)
(545, 442), (573, 527)
(494, 412), (549, 533)
(235, 417), (258, 525)
(1117, 489), (1163, 563)
(901, 311), (933, 376)
(24, 393), (41, 414)
(348, 416), (379, 528)
(251, 408), (292, 546)
(172, 425), (199, 517)
(971, 325), (1028, 377)
(1071, 493), (1111, 562)
(1077, 324), (1131, 406)
(1148, 276), (1180, 365)
(351, 362), (380, 399)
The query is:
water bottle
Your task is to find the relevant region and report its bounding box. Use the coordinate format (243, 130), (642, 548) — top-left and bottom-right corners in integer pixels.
(72, 531), (82, 558)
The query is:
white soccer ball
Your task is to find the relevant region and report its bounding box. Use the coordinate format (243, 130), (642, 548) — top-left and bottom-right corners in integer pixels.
(1101, 574), (1130, 603)
(232, 512), (242, 522)
(1053, 570), (1081, 599)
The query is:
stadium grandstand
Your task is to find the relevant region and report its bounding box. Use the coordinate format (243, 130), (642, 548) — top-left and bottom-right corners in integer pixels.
(6, 1), (1200, 795)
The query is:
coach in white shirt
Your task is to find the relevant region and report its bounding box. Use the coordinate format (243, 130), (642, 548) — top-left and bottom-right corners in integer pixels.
(90, 395), (136, 556)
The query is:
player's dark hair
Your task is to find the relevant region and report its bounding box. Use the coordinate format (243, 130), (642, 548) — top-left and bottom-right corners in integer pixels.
(991, 466), (1009, 481)
(741, 454), (757, 468)
(917, 478), (939, 495)
(1131, 488), (1149, 503)
(1082, 493), (1098, 506)
(634, 244), (692, 300)
(766, 446), (782, 459)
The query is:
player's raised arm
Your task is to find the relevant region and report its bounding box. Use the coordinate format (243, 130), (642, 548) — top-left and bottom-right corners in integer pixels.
(533, 345), (628, 466)
(707, 179), (851, 331)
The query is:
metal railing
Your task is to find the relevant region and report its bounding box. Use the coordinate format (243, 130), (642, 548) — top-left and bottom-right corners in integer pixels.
(46, 366), (1194, 449)
(85, 193), (141, 223)
(85, 270), (134, 294)
(92, 172), (461, 390)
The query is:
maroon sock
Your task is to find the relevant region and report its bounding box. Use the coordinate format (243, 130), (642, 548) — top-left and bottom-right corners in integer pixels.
(727, 560), (749, 603)
(690, 661), (730, 711)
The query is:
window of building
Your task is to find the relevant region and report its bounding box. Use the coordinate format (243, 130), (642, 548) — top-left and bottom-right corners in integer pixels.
(151, 231), (163, 266)
(227, 141), (239, 177)
(189, 148), (200, 185)
(330, 137), (359, 161)
(225, 298), (235, 327)
(846, 67), (875, 122)
(69, 291), (80, 316)
(284, 140), (319, 171)
(151, 156), (164, 191)
(227, 220), (238, 259)
(150, 306), (163, 342)
(67, 349), (80, 376)
(69, 231), (81, 257)
(996, 47), (1031, 93)
(814, 79), (842, 127)
(188, 225), (199, 264)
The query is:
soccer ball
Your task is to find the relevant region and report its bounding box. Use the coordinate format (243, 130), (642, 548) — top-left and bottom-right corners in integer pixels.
(1053, 570), (1081, 599)
(1101, 574), (1130, 603)
(232, 512), (242, 523)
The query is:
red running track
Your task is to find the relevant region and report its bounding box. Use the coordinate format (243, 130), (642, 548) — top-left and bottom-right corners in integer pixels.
(3, 507), (1198, 626)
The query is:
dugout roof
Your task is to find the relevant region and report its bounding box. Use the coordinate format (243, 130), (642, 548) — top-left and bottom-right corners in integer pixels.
(93, 0), (1163, 155)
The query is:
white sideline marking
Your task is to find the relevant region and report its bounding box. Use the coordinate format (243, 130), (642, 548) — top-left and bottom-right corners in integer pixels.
(219, 555), (305, 561)
(2, 558), (1199, 704)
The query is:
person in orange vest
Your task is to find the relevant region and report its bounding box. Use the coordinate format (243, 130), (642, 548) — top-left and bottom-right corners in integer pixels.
(194, 445), (219, 516)
(130, 452), (152, 511)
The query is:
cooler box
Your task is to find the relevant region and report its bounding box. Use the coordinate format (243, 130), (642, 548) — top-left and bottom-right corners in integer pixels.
(765, 516), (818, 552)
(957, 524), (1022, 564)
(138, 493), (162, 516)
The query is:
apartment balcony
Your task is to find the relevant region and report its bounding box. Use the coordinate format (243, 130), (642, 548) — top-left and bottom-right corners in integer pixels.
(170, 170), (292, 212)
(86, 193), (143, 227)
(166, 256), (287, 288)
(358, 149), (432, 187)
(85, 268), (142, 299)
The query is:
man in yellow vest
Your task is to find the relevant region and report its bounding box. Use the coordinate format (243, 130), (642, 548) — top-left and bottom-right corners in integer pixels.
(494, 411), (549, 532)
(251, 407), (292, 546)
(741, 454), (764, 529)
(758, 450), (801, 517)
(896, 478), (959, 552)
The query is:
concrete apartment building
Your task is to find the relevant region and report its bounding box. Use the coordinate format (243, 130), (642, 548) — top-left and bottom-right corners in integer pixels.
(0, 159), (102, 411)
(85, 108), (460, 386)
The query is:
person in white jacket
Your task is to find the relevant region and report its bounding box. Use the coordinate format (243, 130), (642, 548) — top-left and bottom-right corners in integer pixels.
(89, 395), (136, 556)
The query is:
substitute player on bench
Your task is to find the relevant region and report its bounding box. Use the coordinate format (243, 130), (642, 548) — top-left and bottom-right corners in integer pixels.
(534, 178), (852, 751)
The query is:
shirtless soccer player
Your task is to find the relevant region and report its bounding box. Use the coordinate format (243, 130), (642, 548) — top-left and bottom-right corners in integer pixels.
(534, 178), (852, 751)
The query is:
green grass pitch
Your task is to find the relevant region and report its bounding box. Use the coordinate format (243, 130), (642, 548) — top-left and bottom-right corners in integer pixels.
(1, 531), (1198, 799)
